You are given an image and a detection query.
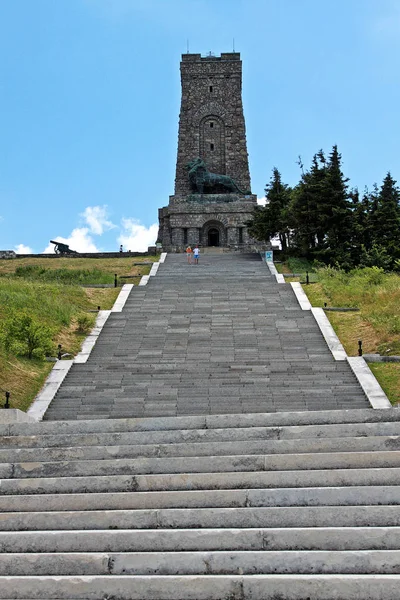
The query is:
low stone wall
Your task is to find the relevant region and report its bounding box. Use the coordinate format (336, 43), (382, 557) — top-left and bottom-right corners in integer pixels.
(0, 250), (16, 259)
(15, 249), (158, 259)
(364, 354), (400, 363)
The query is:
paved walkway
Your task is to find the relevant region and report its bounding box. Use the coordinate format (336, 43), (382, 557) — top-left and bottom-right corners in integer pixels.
(44, 253), (369, 420)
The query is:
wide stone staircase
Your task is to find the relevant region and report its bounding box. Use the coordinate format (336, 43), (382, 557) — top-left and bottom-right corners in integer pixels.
(43, 253), (369, 420)
(1, 408), (400, 598)
(1, 252), (398, 597)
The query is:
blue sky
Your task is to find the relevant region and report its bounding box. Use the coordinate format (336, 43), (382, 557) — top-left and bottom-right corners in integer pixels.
(1, 0), (400, 253)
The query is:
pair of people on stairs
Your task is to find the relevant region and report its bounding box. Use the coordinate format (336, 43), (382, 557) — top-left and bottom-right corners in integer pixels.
(186, 245), (200, 264)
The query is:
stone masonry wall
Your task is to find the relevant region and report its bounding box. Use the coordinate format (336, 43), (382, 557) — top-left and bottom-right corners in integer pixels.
(174, 53), (251, 196)
(158, 52), (259, 252)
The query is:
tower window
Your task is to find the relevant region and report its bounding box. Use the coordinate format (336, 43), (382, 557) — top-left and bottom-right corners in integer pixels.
(210, 143), (214, 151)
(210, 122), (214, 128)
(238, 227), (244, 244)
(209, 85), (213, 92)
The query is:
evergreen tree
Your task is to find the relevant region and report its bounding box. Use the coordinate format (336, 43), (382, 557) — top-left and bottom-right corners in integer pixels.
(353, 186), (375, 255)
(370, 172), (400, 264)
(323, 145), (354, 267)
(247, 168), (291, 249)
(289, 153), (325, 256)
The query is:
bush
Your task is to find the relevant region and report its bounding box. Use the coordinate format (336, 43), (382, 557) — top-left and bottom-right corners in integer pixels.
(350, 266), (385, 286)
(359, 244), (393, 271)
(0, 311), (54, 359)
(76, 313), (94, 334)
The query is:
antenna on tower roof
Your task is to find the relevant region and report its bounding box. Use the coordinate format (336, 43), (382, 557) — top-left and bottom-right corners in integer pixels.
(233, 38), (235, 52)
(186, 39), (189, 53)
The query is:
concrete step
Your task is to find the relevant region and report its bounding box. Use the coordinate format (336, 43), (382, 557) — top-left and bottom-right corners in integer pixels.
(0, 574), (400, 599)
(2, 421), (400, 454)
(2, 442), (400, 482)
(0, 485), (399, 513)
(1, 527), (399, 553)
(4, 409), (400, 439)
(0, 437), (399, 477)
(6, 419), (400, 450)
(1, 506), (400, 531)
(2, 460), (400, 496)
(3, 433), (400, 466)
(2, 550), (400, 576)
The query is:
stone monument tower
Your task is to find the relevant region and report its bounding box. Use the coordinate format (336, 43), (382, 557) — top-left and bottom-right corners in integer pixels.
(158, 52), (258, 251)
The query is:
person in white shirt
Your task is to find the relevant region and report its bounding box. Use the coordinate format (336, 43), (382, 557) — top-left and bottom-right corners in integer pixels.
(193, 246), (200, 264)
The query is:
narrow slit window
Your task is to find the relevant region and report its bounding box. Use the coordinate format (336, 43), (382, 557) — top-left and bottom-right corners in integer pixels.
(239, 227), (243, 244)
(209, 85), (213, 92)
(210, 122), (214, 128)
(210, 143), (214, 151)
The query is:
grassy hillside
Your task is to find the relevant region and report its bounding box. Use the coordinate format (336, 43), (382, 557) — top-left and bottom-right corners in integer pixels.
(0, 256), (154, 411)
(287, 265), (400, 405)
(0, 256), (157, 285)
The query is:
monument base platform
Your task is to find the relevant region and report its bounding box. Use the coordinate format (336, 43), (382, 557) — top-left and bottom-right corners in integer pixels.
(158, 194), (262, 252)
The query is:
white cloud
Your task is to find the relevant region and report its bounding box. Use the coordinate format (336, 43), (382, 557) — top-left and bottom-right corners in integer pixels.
(42, 228), (99, 254)
(81, 205), (116, 235)
(118, 219), (159, 252)
(257, 197), (267, 206)
(41, 206), (157, 254)
(15, 243), (33, 254)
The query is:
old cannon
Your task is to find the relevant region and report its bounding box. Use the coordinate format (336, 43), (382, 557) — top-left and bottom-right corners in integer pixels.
(50, 240), (78, 255)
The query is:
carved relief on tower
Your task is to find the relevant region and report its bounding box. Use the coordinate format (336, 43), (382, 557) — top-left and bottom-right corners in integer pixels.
(199, 115), (226, 175)
(192, 101), (232, 127)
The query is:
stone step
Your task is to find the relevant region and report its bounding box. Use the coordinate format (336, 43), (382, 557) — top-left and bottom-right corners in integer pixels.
(1, 437), (400, 471)
(2, 460), (400, 496)
(0, 527), (398, 553)
(2, 550), (400, 576)
(1, 506), (400, 531)
(2, 441), (400, 481)
(2, 419), (400, 451)
(0, 485), (399, 513)
(1, 574), (400, 599)
(43, 402), (371, 420)
(0, 448), (400, 480)
(4, 409), (399, 438)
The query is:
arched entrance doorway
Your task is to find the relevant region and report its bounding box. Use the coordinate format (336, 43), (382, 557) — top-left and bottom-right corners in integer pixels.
(208, 228), (220, 247)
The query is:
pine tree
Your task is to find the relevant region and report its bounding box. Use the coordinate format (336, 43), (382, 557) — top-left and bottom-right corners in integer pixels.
(370, 172), (400, 264)
(247, 168), (291, 250)
(353, 186), (374, 254)
(323, 145), (354, 267)
(289, 151), (328, 257)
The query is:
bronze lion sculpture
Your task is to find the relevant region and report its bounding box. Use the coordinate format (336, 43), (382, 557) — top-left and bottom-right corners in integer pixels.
(187, 158), (250, 195)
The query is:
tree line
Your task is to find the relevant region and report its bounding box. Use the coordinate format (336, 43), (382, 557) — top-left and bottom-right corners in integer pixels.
(247, 145), (400, 270)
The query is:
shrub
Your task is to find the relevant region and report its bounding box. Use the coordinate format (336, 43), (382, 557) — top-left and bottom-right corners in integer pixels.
(344, 266), (385, 287)
(0, 311), (54, 359)
(359, 244), (392, 271)
(76, 313), (94, 334)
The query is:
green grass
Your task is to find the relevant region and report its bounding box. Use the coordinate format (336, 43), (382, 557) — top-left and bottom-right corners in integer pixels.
(369, 363), (400, 406)
(13, 265), (115, 285)
(297, 264), (400, 405)
(0, 256), (155, 411)
(0, 256), (156, 276)
(0, 279), (82, 326)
